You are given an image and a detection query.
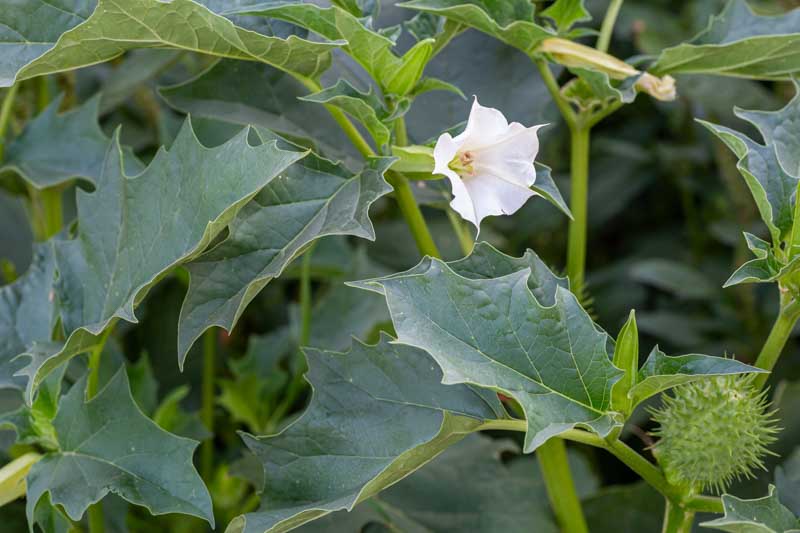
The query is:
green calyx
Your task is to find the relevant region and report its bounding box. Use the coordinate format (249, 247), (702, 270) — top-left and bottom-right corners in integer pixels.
(448, 151), (474, 176)
(651, 374), (779, 494)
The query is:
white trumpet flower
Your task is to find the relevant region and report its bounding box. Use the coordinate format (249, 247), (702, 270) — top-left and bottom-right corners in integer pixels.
(433, 98), (545, 229)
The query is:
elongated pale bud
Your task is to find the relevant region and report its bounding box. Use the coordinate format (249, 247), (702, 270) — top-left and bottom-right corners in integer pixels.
(0, 452), (42, 506)
(538, 38), (677, 102)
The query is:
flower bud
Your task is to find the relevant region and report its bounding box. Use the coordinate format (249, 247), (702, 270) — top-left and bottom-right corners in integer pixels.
(537, 38), (677, 102)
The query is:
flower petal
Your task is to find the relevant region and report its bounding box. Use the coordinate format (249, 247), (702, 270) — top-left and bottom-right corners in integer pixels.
(459, 173), (536, 228)
(472, 123), (544, 187)
(456, 97), (512, 150)
(433, 132), (461, 177)
(447, 172), (479, 228)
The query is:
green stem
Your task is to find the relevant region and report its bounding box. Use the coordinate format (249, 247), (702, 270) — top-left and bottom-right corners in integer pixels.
(87, 505), (105, 533)
(386, 171), (441, 258)
(200, 329), (216, 481)
(753, 290), (800, 389)
(37, 76), (50, 113)
(86, 324), (113, 533)
(26, 185), (64, 241)
(446, 207), (474, 257)
(596, 0), (624, 53)
(662, 499), (695, 533)
(566, 127), (591, 295)
(390, 116), (440, 258)
(0, 82), (20, 161)
(298, 78), (374, 158)
(299, 247), (314, 346)
(534, 59), (577, 129)
(537, 439), (589, 533)
(479, 421), (588, 532)
(395, 115), (409, 146)
(478, 422), (723, 514)
(87, 325), (114, 399)
(299, 79), (439, 260)
(266, 245), (316, 430)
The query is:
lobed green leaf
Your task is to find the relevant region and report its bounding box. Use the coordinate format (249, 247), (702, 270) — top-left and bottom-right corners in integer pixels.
(400, 0), (554, 57)
(176, 142), (393, 364)
(227, 335), (504, 533)
(652, 0), (800, 80)
(701, 485), (800, 532)
(25, 369), (213, 527)
(0, 0), (338, 88)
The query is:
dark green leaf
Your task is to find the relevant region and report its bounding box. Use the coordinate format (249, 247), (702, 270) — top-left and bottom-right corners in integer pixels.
(630, 347), (765, 408)
(300, 80), (392, 148)
(0, 0), (338, 87)
(159, 59), (356, 163)
(176, 151), (392, 364)
(14, 120), (303, 401)
(541, 0), (591, 32)
(699, 112), (799, 243)
(652, 0), (800, 79)
(400, 0), (554, 57)
(227, 335), (504, 533)
(0, 96), (143, 191)
(25, 369), (213, 526)
(354, 242), (621, 452)
(233, 3), (433, 95)
(701, 486), (800, 532)
(0, 244), (57, 392)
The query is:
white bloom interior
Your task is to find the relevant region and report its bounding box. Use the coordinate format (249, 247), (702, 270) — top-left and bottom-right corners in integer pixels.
(433, 98), (545, 229)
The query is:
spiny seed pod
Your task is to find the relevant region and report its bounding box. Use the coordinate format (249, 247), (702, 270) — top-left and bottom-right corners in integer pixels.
(650, 374), (779, 494)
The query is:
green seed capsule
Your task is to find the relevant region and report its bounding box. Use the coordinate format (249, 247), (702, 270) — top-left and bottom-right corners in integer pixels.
(650, 374), (779, 494)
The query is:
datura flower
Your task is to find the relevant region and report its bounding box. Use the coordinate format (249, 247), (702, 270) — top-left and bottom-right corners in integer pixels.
(433, 98), (545, 229)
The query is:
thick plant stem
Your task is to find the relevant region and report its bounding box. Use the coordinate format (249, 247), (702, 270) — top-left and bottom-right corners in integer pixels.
(446, 208), (474, 256)
(566, 127), (591, 296)
(266, 245), (316, 430)
(200, 329), (216, 481)
(27, 186), (63, 241)
(299, 246), (314, 346)
(0, 82), (19, 161)
(478, 422), (724, 515)
(596, 0), (624, 53)
(753, 291), (800, 389)
(387, 171), (441, 258)
(662, 500), (695, 533)
(88, 505), (105, 533)
(537, 440), (589, 533)
(86, 324), (114, 399)
(37, 76), (50, 113)
(86, 325), (113, 533)
(391, 117), (441, 258)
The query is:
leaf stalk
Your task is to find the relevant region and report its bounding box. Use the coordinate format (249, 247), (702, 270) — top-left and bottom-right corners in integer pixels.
(596, 0), (625, 53)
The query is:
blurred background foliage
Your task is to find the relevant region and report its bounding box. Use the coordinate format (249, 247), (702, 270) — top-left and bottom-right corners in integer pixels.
(2, 0), (800, 531)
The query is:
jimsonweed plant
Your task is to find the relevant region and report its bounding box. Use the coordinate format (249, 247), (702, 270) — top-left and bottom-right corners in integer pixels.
(2, 0), (800, 532)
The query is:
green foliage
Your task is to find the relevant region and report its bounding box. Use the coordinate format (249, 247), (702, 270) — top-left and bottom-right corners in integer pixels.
(3, 0), (800, 531)
(176, 149), (393, 362)
(26, 369), (212, 526)
(401, 0), (554, 56)
(0, 0), (337, 87)
(229, 335), (504, 532)
(652, 0), (800, 79)
(702, 486), (800, 532)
